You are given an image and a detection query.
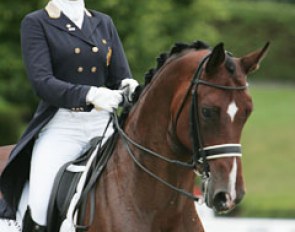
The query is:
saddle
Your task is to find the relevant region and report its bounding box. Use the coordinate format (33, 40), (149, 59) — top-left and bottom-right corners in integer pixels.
(47, 133), (118, 232)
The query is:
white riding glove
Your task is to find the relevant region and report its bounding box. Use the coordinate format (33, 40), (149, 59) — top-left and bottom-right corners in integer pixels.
(120, 78), (139, 102)
(86, 87), (123, 112)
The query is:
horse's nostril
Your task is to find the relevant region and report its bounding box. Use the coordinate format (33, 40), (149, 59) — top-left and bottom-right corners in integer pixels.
(213, 192), (231, 212)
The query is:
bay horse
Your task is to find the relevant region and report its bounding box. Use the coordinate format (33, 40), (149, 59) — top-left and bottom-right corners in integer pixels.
(0, 41), (269, 231)
(0, 145), (14, 175)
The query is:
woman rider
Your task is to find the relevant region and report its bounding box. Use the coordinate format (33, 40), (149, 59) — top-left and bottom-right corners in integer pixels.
(0, 0), (139, 231)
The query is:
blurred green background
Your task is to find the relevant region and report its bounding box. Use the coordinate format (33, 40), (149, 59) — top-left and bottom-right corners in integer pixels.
(0, 0), (294, 218)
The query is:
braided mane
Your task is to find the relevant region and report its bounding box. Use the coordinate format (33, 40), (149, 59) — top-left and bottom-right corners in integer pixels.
(130, 41), (210, 104)
(144, 40), (210, 86)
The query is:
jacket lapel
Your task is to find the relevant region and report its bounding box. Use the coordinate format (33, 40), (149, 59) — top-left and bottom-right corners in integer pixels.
(80, 13), (93, 39)
(86, 12), (101, 38)
(44, 1), (98, 46)
(81, 13), (102, 46)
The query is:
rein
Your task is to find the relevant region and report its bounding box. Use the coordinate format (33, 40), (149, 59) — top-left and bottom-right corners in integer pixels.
(113, 52), (248, 202)
(112, 112), (200, 202)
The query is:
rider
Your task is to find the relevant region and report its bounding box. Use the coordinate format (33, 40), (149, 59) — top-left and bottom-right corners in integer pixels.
(0, 0), (139, 231)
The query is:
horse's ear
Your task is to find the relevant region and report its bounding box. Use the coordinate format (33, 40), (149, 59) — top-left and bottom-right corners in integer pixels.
(205, 43), (226, 75)
(240, 42), (270, 74)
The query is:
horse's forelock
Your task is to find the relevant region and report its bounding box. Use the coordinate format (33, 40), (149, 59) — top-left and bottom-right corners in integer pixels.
(225, 56), (236, 75)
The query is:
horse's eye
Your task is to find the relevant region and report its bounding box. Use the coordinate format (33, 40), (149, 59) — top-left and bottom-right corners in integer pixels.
(201, 107), (219, 119)
(202, 108), (212, 118)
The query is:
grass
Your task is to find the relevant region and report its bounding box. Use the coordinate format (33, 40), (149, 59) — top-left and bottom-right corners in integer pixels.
(238, 83), (295, 218)
(211, 1), (295, 217)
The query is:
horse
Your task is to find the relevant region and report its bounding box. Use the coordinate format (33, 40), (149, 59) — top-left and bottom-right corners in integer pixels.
(0, 145), (14, 200)
(0, 40), (269, 231)
(0, 145), (14, 175)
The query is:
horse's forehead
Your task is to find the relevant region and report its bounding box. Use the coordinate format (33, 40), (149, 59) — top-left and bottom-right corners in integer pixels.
(216, 56), (244, 78)
(199, 86), (251, 109)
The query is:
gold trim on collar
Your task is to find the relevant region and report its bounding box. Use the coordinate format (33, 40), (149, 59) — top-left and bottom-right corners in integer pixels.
(45, 1), (61, 19)
(85, 9), (92, 17)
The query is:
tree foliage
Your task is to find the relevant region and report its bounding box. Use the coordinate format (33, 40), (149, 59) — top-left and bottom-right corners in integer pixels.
(0, 0), (294, 144)
(0, 0), (227, 116)
(0, 1), (48, 113)
(87, 0), (228, 79)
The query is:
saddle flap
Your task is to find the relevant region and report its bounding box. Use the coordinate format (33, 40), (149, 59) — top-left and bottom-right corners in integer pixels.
(47, 134), (117, 232)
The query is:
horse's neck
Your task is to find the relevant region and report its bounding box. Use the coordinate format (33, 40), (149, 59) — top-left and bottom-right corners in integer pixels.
(126, 75), (175, 157)
(0, 145), (14, 175)
(115, 75), (194, 208)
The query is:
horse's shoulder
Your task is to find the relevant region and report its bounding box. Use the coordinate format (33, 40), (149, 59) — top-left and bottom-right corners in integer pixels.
(0, 145), (15, 174)
(0, 145), (14, 157)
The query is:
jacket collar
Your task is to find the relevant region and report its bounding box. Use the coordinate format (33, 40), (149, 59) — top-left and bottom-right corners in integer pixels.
(44, 1), (100, 46)
(45, 1), (92, 19)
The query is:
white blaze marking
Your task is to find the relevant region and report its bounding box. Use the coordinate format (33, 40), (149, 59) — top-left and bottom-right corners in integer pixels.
(227, 100), (238, 122)
(228, 158), (237, 201)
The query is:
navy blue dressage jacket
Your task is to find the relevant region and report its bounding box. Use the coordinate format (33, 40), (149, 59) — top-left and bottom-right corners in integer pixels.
(0, 2), (131, 219)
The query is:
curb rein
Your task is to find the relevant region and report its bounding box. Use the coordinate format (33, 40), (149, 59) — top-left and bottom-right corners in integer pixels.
(113, 52), (248, 202)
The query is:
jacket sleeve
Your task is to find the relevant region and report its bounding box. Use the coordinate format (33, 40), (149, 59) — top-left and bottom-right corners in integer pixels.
(21, 14), (92, 111)
(106, 17), (132, 89)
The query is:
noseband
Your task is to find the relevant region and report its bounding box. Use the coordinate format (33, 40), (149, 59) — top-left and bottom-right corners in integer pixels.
(113, 52), (248, 202)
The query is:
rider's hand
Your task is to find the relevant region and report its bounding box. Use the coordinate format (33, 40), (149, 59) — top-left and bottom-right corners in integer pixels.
(120, 78), (139, 102)
(86, 87), (123, 112)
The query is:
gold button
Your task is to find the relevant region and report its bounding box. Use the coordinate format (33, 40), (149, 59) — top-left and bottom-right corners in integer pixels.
(91, 66), (97, 73)
(92, 47), (99, 53)
(77, 66), (83, 73)
(74, 48), (81, 54)
(66, 24), (71, 28)
(102, 39), (107, 44)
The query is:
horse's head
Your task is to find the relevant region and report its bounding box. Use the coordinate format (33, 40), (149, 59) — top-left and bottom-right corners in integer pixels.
(172, 42), (269, 213)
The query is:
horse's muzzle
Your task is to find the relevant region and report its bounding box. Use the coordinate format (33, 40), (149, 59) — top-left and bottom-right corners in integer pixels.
(211, 189), (245, 213)
(212, 191), (234, 213)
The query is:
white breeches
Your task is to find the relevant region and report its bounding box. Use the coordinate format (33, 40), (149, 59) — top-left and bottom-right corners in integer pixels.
(28, 109), (113, 226)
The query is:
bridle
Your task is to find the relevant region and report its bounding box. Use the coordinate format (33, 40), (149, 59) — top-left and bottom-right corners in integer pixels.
(188, 53), (248, 177)
(113, 52), (248, 202)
